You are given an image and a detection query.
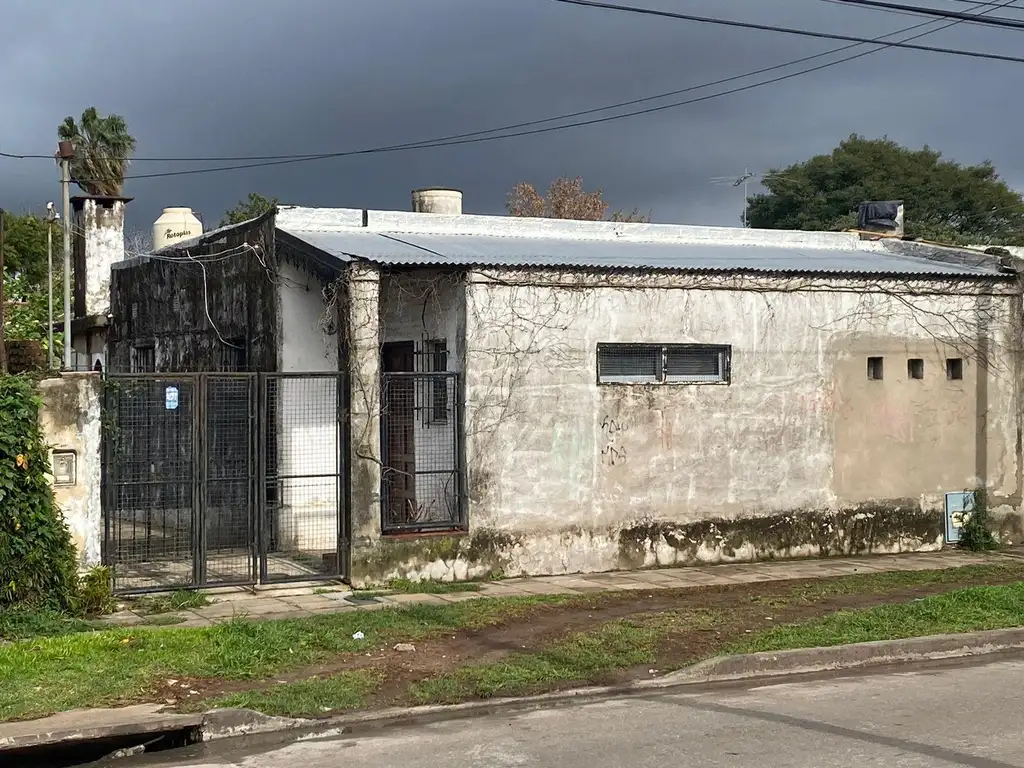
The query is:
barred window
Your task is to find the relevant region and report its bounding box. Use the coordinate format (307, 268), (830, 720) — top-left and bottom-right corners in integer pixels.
(597, 343), (730, 384)
(130, 344), (155, 373)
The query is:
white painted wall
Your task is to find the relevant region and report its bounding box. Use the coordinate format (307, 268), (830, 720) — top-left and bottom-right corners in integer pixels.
(274, 263), (340, 558)
(379, 272), (464, 525)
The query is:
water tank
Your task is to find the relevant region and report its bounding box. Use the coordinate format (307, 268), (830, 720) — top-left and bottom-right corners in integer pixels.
(411, 188), (463, 215)
(153, 207), (203, 250)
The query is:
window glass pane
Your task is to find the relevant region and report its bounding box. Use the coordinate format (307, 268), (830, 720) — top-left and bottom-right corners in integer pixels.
(665, 347), (723, 382)
(598, 344), (661, 382)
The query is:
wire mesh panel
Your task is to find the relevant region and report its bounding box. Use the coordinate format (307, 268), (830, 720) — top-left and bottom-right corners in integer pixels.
(202, 376), (257, 585)
(260, 374), (344, 582)
(381, 371), (462, 534)
(104, 376), (198, 592)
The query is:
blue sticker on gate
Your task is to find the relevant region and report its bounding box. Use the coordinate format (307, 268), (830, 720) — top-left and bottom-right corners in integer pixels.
(165, 386), (179, 411)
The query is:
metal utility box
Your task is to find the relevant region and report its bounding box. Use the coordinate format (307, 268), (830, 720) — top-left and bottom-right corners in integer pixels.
(945, 491), (976, 544)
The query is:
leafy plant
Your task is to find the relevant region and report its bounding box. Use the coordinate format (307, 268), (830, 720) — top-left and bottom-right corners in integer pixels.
(58, 107), (137, 197)
(960, 488), (999, 552)
(220, 193), (278, 227)
(747, 135), (1024, 244)
(78, 566), (115, 616)
(0, 375), (79, 610)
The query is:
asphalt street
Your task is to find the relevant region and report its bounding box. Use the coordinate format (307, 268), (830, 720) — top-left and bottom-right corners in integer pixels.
(112, 657), (1024, 768)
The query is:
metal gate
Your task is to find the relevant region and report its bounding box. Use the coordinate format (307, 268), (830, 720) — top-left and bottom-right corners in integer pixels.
(102, 372), (347, 593)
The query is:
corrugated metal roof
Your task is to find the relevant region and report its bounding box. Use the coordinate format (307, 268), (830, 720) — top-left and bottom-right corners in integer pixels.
(279, 228), (1007, 278)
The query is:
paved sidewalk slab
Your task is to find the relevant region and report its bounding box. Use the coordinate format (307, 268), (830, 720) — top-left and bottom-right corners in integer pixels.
(100, 550), (1011, 630)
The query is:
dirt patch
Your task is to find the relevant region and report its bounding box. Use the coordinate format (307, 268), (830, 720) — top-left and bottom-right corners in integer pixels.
(175, 565), (1024, 710)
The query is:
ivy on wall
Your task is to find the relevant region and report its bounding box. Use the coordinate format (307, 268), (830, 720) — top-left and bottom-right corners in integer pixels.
(0, 375), (79, 609)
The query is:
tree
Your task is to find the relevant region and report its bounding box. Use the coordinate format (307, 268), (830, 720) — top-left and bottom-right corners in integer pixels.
(506, 177), (649, 222)
(0, 212), (56, 348)
(220, 193), (278, 227)
(746, 135), (1024, 245)
(57, 108), (137, 197)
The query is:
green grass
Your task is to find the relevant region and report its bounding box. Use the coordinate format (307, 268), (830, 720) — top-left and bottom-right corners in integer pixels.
(210, 670), (383, 716)
(130, 590), (212, 615)
(734, 581), (1024, 654)
(0, 595), (570, 721)
(745, 563), (1024, 608)
(409, 611), (717, 705)
(0, 607), (102, 640)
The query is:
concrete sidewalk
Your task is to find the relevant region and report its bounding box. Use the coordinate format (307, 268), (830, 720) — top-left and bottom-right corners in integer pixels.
(102, 549), (1005, 630)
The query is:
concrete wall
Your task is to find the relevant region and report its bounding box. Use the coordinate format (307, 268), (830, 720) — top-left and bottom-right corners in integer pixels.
(37, 373), (103, 569)
(351, 271), (1021, 584)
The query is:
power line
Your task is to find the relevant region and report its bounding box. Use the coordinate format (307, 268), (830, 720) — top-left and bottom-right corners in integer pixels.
(1, 1), (1010, 183)
(544, 0), (1024, 53)
(816, 0), (935, 18)
(828, 0), (1024, 27)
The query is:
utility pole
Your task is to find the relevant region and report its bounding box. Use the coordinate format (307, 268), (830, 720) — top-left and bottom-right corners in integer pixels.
(0, 208), (6, 375)
(733, 167), (755, 228)
(46, 202), (57, 370)
(58, 141), (73, 370)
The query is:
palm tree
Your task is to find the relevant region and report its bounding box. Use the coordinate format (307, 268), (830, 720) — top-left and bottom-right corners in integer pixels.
(57, 108), (137, 197)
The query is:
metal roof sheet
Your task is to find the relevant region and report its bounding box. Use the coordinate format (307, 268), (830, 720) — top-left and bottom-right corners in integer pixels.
(279, 228), (1005, 278)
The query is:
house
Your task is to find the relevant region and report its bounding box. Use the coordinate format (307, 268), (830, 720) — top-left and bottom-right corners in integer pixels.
(102, 189), (1024, 589)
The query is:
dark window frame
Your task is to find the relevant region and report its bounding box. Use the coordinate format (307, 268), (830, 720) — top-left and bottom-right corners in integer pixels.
(867, 356), (884, 381)
(130, 342), (156, 373)
(424, 339), (449, 423)
(596, 343), (731, 385)
(947, 358), (964, 381)
(908, 358), (924, 380)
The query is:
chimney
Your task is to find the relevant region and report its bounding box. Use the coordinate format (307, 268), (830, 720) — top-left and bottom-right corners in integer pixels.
(71, 194), (131, 369)
(411, 187), (463, 215)
(857, 200), (904, 238)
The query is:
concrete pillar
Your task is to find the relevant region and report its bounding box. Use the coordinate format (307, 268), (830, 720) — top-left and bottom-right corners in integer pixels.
(36, 373), (103, 569)
(348, 264), (383, 555)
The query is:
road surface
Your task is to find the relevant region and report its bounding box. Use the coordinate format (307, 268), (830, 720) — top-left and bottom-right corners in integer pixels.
(117, 657), (1024, 768)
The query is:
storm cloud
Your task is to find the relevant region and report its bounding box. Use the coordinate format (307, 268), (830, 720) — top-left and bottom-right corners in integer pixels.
(1, 0), (1021, 230)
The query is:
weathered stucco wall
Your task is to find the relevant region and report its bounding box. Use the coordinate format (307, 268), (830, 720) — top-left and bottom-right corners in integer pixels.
(352, 270), (1021, 583)
(107, 216), (279, 373)
(37, 373), (103, 569)
(274, 261), (341, 554)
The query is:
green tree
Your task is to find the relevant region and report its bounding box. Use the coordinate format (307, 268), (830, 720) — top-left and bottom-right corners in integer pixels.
(1, 212), (58, 349)
(57, 108), (137, 197)
(746, 135), (1024, 245)
(507, 177), (650, 222)
(220, 193), (279, 226)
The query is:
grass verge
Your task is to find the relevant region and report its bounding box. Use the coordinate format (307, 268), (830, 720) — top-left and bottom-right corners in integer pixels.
(733, 581), (1024, 654)
(4, 563), (1024, 721)
(0, 595), (568, 721)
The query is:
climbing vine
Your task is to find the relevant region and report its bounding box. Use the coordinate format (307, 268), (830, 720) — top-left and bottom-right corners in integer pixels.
(0, 375), (79, 609)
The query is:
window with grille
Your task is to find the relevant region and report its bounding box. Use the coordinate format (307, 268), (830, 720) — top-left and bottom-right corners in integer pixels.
(425, 339), (449, 423)
(131, 344), (155, 373)
(597, 343), (730, 384)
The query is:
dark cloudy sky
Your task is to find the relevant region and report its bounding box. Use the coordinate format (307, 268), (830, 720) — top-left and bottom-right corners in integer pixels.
(1, 0), (1022, 233)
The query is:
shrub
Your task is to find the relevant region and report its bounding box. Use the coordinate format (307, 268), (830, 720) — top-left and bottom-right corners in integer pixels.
(960, 488), (999, 552)
(0, 375), (80, 610)
(78, 566), (115, 616)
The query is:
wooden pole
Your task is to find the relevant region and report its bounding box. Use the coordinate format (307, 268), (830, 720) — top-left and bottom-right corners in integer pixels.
(0, 208), (7, 374)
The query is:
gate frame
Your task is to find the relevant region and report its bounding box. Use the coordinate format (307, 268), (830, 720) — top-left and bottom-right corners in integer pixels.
(257, 371), (350, 585)
(102, 371), (350, 594)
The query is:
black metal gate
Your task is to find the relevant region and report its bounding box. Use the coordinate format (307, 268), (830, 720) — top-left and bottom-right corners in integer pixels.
(102, 372), (347, 593)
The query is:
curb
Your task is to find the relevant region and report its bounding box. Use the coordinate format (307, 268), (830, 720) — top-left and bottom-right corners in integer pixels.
(200, 626), (1024, 742)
